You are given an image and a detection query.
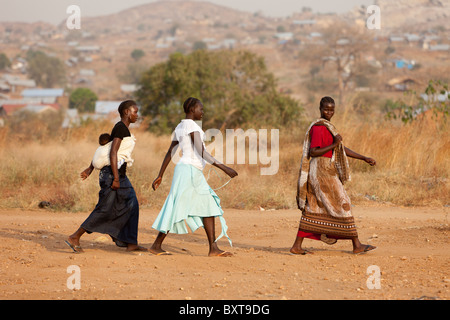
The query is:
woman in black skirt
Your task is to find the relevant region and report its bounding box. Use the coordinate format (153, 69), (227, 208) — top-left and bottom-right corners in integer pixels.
(65, 100), (147, 253)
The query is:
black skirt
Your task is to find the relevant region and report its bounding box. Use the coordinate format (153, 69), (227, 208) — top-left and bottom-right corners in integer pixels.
(81, 166), (139, 247)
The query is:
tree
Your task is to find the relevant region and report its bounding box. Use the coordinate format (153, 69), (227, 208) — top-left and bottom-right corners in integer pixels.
(135, 50), (301, 134)
(303, 19), (375, 104)
(0, 53), (11, 70)
(118, 62), (146, 84)
(193, 41), (207, 51)
(69, 88), (98, 113)
(131, 49), (145, 61)
(27, 50), (66, 87)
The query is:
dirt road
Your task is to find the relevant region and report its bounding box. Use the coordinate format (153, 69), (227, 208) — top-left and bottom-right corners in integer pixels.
(0, 205), (448, 300)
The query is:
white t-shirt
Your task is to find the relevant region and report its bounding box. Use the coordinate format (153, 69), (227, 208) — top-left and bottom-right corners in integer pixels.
(173, 119), (206, 170)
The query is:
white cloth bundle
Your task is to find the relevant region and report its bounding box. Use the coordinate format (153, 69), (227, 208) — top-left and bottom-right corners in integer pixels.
(92, 135), (136, 170)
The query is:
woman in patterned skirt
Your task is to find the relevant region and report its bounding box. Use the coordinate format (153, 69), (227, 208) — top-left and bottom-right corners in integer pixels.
(290, 96), (377, 255)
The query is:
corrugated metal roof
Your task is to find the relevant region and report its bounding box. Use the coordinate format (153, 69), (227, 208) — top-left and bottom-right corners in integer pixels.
(21, 88), (64, 97)
(95, 101), (121, 114)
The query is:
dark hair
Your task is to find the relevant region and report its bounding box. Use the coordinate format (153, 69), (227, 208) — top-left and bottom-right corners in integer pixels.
(118, 100), (137, 117)
(319, 96), (335, 109)
(98, 133), (111, 146)
(183, 97), (201, 114)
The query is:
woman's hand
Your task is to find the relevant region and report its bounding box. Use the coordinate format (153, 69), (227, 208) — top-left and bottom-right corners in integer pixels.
(333, 134), (343, 144)
(223, 166), (238, 179)
(80, 166), (93, 180)
(364, 157), (376, 166)
(111, 179), (120, 190)
(152, 176), (162, 191)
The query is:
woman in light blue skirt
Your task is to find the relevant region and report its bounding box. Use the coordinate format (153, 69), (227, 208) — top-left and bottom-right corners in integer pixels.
(150, 97), (238, 256)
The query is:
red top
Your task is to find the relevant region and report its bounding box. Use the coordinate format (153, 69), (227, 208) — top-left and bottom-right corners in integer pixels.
(310, 125), (333, 158)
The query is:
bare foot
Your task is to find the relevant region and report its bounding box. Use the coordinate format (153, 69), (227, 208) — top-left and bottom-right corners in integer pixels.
(353, 244), (376, 255)
(65, 237), (84, 253)
(68, 235), (80, 246)
(289, 248), (313, 255)
(149, 246), (171, 256)
(126, 244), (148, 252)
(209, 249), (232, 257)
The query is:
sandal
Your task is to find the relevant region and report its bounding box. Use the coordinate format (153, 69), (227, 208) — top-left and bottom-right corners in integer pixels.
(320, 234), (337, 245)
(64, 240), (83, 253)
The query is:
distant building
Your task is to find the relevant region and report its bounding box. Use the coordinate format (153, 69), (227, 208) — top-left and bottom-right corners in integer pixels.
(0, 102), (59, 125)
(79, 69), (96, 77)
(222, 38), (237, 49)
(93, 100), (141, 127)
(120, 84), (139, 98)
(429, 44), (450, 51)
(405, 33), (421, 43)
(420, 35), (441, 49)
(336, 38), (351, 45)
(65, 57), (79, 67)
(156, 42), (170, 49)
(21, 88), (64, 104)
(386, 77), (418, 91)
(207, 43), (222, 50)
(292, 19), (316, 27)
(0, 104), (26, 117)
(76, 46), (101, 53)
(11, 57), (28, 73)
(1, 74), (36, 93)
(274, 32), (294, 41)
(62, 108), (80, 128)
(21, 104), (59, 114)
(95, 101), (122, 116)
(389, 36), (405, 44)
(0, 81), (10, 93)
(9, 79), (36, 93)
(307, 32), (323, 43)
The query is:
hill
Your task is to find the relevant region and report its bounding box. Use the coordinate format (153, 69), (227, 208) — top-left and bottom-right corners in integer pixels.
(343, 0), (449, 34)
(0, 0), (448, 105)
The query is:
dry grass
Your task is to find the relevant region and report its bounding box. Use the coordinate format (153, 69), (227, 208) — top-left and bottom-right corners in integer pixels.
(0, 111), (448, 212)
(339, 119), (449, 207)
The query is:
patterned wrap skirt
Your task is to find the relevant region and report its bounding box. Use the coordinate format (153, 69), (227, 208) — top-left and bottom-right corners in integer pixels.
(81, 166), (139, 247)
(152, 162), (231, 246)
(299, 157), (358, 238)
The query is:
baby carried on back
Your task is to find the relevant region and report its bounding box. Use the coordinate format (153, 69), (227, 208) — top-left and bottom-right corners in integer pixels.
(91, 132), (136, 170)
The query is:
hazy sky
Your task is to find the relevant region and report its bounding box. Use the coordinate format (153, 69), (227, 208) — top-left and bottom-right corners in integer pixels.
(0, 0), (374, 24)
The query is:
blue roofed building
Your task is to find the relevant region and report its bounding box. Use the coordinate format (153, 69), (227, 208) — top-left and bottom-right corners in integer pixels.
(21, 88), (65, 104)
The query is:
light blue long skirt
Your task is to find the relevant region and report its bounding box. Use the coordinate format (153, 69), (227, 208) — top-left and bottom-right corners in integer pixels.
(152, 162), (231, 246)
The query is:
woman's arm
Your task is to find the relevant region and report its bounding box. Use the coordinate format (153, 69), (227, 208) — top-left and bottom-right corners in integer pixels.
(190, 131), (238, 178)
(309, 134), (342, 158)
(309, 133), (376, 166)
(80, 162), (94, 180)
(110, 137), (122, 190)
(344, 147), (376, 166)
(152, 140), (179, 190)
